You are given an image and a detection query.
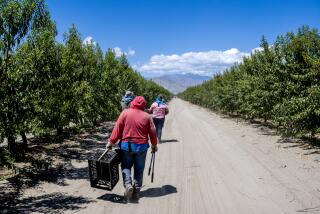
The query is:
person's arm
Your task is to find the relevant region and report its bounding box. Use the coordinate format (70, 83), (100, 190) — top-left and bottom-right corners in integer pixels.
(108, 111), (126, 144)
(164, 104), (169, 115)
(149, 103), (155, 114)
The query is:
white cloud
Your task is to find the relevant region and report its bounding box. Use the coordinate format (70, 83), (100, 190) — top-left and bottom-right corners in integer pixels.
(83, 36), (96, 46)
(112, 47), (136, 57)
(128, 48), (136, 56)
(113, 47), (123, 57)
(137, 48), (250, 76)
(251, 47), (263, 53)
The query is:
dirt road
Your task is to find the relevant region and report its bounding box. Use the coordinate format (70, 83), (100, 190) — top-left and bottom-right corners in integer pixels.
(5, 98), (320, 213)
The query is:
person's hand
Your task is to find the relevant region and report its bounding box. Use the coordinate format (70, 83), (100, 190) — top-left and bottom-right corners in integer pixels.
(151, 144), (158, 153)
(106, 142), (113, 150)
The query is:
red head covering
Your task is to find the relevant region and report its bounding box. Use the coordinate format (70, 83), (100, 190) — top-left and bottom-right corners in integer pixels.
(130, 96), (147, 110)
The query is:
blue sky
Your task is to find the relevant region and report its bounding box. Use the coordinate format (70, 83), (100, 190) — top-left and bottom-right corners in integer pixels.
(47, 0), (320, 77)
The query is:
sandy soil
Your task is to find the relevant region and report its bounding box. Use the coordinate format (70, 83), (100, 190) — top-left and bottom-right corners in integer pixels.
(1, 98), (320, 214)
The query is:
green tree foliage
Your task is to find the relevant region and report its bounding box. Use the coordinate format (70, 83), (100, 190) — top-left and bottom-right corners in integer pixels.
(16, 14), (62, 137)
(180, 26), (320, 138)
(0, 0), (170, 159)
(60, 25), (91, 131)
(0, 0), (48, 150)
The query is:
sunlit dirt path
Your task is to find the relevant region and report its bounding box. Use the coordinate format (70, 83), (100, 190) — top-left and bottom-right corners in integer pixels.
(7, 98), (320, 214)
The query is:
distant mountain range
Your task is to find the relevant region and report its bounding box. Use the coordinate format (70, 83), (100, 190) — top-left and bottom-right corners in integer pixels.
(151, 73), (211, 94)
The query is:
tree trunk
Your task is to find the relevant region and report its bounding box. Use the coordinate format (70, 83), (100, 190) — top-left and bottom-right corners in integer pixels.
(7, 135), (16, 154)
(310, 129), (315, 140)
(57, 126), (63, 136)
(20, 131), (28, 149)
(93, 118), (98, 126)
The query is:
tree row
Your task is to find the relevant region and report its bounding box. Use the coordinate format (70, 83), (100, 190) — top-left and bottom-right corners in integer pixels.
(180, 26), (320, 138)
(0, 0), (170, 153)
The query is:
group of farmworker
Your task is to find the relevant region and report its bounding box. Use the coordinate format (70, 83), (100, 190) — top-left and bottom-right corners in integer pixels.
(106, 91), (169, 201)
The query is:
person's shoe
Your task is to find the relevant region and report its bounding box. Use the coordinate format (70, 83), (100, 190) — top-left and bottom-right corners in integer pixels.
(124, 184), (134, 200)
(132, 187), (141, 200)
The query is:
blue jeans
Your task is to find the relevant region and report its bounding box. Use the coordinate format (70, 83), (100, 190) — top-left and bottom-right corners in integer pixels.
(153, 118), (165, 141)
(120, 150), (147, 188)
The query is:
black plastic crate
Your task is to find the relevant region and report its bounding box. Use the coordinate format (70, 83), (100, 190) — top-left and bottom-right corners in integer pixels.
(88, 149), (120, 191)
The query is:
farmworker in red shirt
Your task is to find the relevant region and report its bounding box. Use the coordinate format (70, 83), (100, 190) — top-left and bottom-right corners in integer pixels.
(106, 96), (158, 201)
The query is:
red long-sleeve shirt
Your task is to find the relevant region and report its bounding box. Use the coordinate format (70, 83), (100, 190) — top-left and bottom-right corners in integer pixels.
(109, 108), (158, 145)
